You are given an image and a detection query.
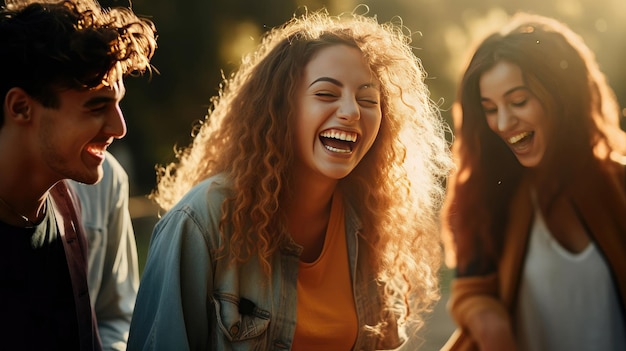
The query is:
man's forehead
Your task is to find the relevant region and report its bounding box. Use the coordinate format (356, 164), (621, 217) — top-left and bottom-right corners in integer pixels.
(98, 63), (124, 89)
(91, 77), (125, 98)
(54, 77), (125, 107)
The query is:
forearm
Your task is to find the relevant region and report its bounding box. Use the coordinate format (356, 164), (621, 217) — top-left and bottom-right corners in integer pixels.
(465, 305), (516, 351)
(448, 274), (517, 351)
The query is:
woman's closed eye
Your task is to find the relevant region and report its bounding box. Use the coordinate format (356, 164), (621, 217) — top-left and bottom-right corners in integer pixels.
(313, 92), (378, 107)
(481, 103), (497, 115)
(357, 97), (379, 107)
(511, 98), (528, 107)
(315, 92), (338, 99)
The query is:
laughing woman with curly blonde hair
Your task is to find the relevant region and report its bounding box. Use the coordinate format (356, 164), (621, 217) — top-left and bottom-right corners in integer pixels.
(128, 8), (451, 351)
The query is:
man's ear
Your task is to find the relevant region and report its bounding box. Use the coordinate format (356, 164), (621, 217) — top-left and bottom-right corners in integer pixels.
(4, 87), (33, 123)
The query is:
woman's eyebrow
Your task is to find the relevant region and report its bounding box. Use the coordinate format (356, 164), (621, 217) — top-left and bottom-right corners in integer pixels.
(309, 76), (343, 88)
(481, 86), (528, 102)
(503, 85), (528, 96)
(308, 77), (379, 90)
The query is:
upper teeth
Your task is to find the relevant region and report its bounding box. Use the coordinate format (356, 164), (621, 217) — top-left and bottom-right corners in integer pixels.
(87, 145), (106, 155)
(320, 130), (357, 142)
(508, 132), (532, 144)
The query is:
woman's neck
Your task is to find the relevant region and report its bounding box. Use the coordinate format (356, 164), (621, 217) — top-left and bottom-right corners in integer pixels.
(529, 153), (592, 212)
(283, 175), (338, 261)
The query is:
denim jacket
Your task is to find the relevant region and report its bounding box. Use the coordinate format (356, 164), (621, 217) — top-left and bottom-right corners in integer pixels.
(128, 175), (404, 351)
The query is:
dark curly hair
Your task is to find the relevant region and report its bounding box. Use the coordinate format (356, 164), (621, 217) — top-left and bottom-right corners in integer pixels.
(0, 0), (157, 124)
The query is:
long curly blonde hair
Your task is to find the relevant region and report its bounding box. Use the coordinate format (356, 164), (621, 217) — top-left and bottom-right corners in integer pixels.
(154, 7), (452, 336)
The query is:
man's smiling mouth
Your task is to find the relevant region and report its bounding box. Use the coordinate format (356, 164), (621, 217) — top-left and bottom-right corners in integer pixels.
(86, 144), (108, 157)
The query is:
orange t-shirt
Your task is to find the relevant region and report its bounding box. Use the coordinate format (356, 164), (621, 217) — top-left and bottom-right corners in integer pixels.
(292, 191), (358, 350)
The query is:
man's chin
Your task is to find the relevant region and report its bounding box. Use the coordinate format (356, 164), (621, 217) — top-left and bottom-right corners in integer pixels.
(71, 168), (103, 185)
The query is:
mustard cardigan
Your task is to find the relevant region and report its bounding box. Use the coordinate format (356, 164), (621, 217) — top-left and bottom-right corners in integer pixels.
(442, 157), (626, 351)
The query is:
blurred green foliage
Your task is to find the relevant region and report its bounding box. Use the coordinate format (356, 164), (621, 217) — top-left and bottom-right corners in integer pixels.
(101, 0), (626, 195)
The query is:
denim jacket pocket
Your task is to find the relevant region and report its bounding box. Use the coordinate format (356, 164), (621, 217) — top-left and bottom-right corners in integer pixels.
(213, 292), (271, 342)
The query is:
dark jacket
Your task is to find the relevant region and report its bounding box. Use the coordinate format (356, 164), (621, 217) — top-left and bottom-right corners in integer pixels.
(51, 181), (102, 351)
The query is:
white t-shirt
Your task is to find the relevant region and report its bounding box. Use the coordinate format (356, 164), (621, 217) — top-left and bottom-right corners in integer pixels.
(516, 206), (626, 351)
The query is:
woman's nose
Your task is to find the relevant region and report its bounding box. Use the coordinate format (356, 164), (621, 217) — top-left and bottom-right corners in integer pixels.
(337, 98), (360, 122)
(497, 107), (517, 132)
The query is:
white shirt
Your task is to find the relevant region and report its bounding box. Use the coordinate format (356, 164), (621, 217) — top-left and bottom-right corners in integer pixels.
(69, 152), (139, 351)
(516, 205), (626, 351)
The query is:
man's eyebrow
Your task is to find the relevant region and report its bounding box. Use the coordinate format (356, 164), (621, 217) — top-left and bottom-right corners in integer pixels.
(83, 86), (126, 108)
(83, 95), (118, 108)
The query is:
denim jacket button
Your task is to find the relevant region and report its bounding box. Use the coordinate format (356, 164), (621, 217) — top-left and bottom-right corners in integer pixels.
(229, 323), (240, 336)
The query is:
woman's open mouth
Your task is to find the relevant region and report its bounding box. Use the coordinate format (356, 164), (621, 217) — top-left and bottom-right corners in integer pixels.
(507, 131), (534, 151)
(319, 129), (358, 154)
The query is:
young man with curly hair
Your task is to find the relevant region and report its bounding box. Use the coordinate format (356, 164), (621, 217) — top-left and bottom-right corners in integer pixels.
(0, 1), (156, 349)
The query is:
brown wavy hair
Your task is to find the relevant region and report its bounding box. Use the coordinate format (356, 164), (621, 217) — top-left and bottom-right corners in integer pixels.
(154, 7), (452, 334)
(0, 0), (157, 123)
(442, 12), (626, 274)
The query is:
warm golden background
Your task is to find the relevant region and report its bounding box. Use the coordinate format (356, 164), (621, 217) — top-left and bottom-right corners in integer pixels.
(102, 0), (626, 195)
(103, 0), (625, 348)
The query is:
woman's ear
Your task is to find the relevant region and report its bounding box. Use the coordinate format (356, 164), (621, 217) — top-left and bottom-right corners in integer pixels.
(4, 87), (32, 123)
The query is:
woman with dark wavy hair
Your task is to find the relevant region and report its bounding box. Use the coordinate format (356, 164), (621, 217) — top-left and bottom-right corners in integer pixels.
(128, 8), (452, 351)
(441, 12), (626, 351)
